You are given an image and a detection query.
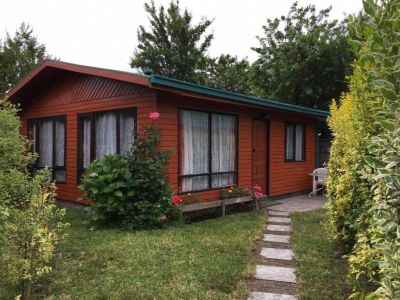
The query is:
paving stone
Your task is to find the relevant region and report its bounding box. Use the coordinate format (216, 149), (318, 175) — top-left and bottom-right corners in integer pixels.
(261, 247), (293, 261)
(255, 265), (296, 283)
(266, 224), (292, 232)
(248, 292), (296, 300)
(268, 210), (289, 217)
(268, 217), (291, 224)
(263, 234), (290, 243)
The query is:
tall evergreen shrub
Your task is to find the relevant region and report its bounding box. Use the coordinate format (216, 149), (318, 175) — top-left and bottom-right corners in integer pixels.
(326, 0), (400, 297)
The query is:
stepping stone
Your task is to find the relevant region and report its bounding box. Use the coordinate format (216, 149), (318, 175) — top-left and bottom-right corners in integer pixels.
(255, 265), (296, 283)
(263, 234), (290, 243)
(268, 217), (291, 224)
(261, 247), (293, 260)
(268, 210), (289, 217)
(248, 292), (296, 300)
(267, 224), (292, 232)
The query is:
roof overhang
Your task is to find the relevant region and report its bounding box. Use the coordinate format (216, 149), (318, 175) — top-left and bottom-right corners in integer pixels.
(6, 60), (150, 102)
(6, 60), (329, 118)
(149, 75), (329, 118)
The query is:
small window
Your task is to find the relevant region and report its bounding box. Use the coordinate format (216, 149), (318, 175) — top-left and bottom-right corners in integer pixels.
(285, 123), (305, 161)
(78, 108), (136, 181)
(179, 109), (237, 193)
(28, 116), (66, 183)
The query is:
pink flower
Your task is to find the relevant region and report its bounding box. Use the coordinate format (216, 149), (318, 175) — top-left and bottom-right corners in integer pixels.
(253, 184), (262, 192)
(255, 191), (264, 199)
(160, 214), (168, 222)
(149, 112), (160, 120)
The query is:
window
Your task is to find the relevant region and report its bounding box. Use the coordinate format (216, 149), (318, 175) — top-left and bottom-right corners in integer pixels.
(78, 108), (136, 179)
(285, 123), (305, 161)
(179, 110), (237, 192)
(28, 116), (66, 183)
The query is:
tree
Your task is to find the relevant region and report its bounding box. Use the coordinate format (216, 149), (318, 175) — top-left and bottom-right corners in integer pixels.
(130, 0), (213, 84)
(206, 54), (255, 95)
(252, 2), (354, 110)
(0, 101), (66, 299)
(0, 23), (47, 96)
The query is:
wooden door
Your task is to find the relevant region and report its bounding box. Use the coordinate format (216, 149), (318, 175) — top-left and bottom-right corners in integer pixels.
(252, 120), (267, 193)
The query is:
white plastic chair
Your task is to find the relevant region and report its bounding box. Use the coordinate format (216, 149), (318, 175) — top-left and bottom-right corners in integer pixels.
(309, 168), (328, 198)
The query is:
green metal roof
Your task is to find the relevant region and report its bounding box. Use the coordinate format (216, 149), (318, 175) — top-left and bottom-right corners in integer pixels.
(149, 75), (329, 118)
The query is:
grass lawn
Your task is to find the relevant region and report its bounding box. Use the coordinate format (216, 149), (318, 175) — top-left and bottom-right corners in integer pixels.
(291, 208), (351, 300)
(2, 209), (265, 299)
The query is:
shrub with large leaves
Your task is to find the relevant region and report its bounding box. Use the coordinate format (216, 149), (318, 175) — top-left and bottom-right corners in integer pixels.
(80, 120), (176, 228)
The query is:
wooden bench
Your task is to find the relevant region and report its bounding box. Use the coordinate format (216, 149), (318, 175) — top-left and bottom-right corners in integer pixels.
(181, 196), (259, 217)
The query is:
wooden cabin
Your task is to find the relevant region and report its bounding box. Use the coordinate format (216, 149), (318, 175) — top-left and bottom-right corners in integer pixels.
(6, 60), (328, 204)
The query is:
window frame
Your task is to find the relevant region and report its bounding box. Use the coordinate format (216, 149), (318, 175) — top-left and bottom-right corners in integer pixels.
(284, 122), (306, 162)
(27, 115), (67, 184)
(178, 108), (239, 193)
(77, 107), (137, 183)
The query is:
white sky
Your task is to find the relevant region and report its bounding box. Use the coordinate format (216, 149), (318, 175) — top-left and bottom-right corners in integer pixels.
(1, 0), (363, 72)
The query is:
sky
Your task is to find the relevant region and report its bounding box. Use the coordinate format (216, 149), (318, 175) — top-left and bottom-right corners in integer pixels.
(1, 0), (363, 72)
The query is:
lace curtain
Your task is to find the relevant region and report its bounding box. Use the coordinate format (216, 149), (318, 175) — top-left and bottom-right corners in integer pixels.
(180, 110), (237, 192)
(82, 118), (92, 167)
(286, 124), (304, 161)
(181, 110), (209, 192)
(295, 124), (304, 161)
(95, 112), (117, 160)
(54, 120), (66, 182)
(211, 114), (236, 188)
(120, 113), (135, 153)
(286, 124), (294, 160)
(38, 120), (53, 167)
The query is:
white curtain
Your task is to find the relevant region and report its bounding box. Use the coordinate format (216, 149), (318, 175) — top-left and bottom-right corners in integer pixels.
(38, 120), (53, 167)
(29, 123), (37, 152)
(120, 113), (135, 153)
(54, 120), (65, 167)
(295, 124), (304, 161)
(95, 112), (117, 160)
(211, 114), (236, 188)
(286, 124), (294, 160)
(54, 120), (66, 182)
(83, 118), (92, 167)
(181, 110), (209, 192)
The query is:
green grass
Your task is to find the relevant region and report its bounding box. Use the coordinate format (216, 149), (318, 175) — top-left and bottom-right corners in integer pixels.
(291, 208), (351, 300)
(2, 209), (265, 299)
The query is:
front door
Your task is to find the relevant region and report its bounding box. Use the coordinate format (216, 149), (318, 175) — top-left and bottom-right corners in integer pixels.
(252, 120), (267, 193)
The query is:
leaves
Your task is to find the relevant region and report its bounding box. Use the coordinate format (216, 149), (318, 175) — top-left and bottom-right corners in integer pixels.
(327, 0), (400, 297)
(0, 23), (47, 96)
(252, 1), (355, 110)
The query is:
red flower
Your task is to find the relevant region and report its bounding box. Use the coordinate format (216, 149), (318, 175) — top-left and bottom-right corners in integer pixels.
(149, 112), (160, 120)
(160, 214), (168, 222)
(171, 195), (183, 206)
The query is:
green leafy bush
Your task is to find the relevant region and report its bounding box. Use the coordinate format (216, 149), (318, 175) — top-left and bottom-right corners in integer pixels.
(326, 0), (400, 298)
(0, 101), (66, 300)
(80, 119), (177, 228)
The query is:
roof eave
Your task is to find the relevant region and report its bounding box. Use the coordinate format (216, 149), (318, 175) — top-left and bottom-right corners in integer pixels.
(149, 75), (329, 118)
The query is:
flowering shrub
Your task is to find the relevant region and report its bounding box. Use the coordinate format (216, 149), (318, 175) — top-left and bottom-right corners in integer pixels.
(80, 112), (179, 228)
(220, 186), (251, 200)
(220, 184), (264, 200)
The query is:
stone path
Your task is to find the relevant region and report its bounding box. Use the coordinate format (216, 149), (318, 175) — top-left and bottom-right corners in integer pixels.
(246, 195), (327, 300)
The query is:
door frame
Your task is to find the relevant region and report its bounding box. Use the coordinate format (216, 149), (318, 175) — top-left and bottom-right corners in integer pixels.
(251, 118), (270, 196)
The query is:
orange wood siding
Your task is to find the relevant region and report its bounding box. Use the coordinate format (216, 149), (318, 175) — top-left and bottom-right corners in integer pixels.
(156, 91), (316, 201)
(19, 74), (316, 204)
(268, 113), (316, 196)
(19, 73), (156, 204)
